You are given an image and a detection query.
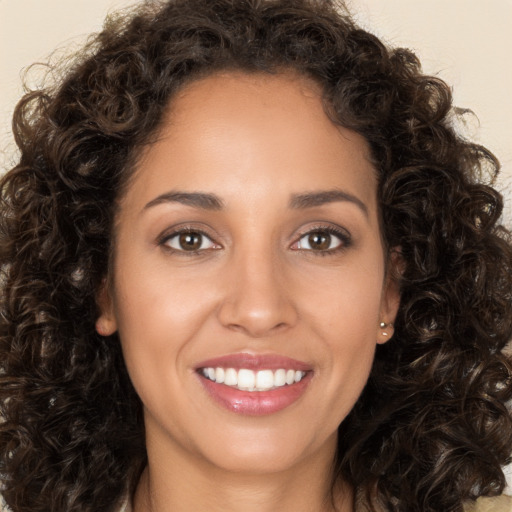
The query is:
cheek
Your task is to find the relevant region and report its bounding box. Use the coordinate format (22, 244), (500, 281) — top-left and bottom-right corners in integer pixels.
(114, 253), (218, 333)
(301, 256), (385, 337)
(303, 259), (384, 404)
(111, 257), (221, 391)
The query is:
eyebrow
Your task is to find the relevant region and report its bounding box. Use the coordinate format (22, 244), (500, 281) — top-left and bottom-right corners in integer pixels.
(143, 191), (224, 211)
(289, 190), (368, 217)
(142, 188), (368, 216)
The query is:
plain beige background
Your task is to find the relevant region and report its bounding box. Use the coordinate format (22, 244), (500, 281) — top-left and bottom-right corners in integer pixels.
(1, 0), (511, 491)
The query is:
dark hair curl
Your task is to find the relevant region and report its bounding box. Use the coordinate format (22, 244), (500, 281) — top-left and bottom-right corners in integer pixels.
(1, 1), (511, 511)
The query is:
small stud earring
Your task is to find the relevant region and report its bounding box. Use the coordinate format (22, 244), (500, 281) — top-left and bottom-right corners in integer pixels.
(379, 321), (393, 337)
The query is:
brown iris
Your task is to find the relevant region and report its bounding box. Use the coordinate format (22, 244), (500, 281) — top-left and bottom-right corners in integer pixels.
(308, 232), (331, 250)
(179, 232), (202, 251)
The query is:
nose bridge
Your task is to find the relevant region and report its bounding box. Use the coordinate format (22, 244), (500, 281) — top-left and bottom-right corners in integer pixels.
(217, 237), (297, 336)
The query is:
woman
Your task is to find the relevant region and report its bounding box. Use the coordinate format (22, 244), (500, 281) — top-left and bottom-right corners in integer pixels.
(1, 0), (511, 511)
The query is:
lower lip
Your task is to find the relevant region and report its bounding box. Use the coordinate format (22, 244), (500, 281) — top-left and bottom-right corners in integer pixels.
(198, 373), (312, 415)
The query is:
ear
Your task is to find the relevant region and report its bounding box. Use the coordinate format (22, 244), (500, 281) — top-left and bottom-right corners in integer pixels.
(376, 248), (402, 344)
(95, 278), (117, 336)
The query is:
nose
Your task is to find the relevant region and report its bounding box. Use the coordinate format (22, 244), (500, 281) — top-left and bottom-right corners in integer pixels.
(216, 247), (298, 338)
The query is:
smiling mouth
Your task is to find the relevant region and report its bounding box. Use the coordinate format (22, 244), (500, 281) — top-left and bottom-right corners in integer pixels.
(199, 367), (308, 392)
(195, 353), (313, 415)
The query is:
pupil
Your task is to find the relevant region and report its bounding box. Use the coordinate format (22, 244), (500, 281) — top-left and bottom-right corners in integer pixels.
(179, 233), (201, 250)
(309, 232), (330, 250)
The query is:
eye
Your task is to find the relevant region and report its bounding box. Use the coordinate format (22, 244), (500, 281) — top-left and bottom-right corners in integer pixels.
(293, 227), (350, 252)
(162, 230), (219, 252)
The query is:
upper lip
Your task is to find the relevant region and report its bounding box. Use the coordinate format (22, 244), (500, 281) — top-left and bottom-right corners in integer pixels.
(195, 352), (312, 371)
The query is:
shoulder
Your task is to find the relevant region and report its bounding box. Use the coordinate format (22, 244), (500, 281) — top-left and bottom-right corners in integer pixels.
(355, 491), (512, 512)
(465, 495), (512, 512)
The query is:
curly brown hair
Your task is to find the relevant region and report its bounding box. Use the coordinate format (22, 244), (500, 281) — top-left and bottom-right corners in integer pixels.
(1, 0), (511, 511)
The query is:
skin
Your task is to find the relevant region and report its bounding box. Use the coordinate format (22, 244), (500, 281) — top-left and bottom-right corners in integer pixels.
(97, 71), (400, 512)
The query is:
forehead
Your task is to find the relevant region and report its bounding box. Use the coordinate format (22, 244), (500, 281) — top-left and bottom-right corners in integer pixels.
(127, 71), (378, 216)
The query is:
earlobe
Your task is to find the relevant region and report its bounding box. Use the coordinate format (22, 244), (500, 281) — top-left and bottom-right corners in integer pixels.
(95, 316), (117, 337)
(377, 248), (403, 344)
(95, 279), (117, 336)
(377, 321), (395, 344)
(377, 286), (398, 344)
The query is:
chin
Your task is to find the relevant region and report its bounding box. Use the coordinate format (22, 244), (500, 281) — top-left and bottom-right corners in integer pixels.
(192, 422), (338, 475)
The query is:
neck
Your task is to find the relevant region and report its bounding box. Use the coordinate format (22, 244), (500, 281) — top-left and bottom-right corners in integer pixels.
(132, 432), (353, 512)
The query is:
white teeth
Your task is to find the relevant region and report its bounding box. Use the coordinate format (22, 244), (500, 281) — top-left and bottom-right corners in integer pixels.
(215, 367), (225, 384)
(224, 368), (237, 386)
(274, 368), (286, 387)
(256, 370), (274, 391)
(238, 369), (255, 390)
(200, 367), (307, 392)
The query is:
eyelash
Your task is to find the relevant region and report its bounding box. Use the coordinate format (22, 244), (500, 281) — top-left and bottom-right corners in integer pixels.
(293, 225), (352, 256)
(158, 227), (220, 256)
(158, 224), (352, 256)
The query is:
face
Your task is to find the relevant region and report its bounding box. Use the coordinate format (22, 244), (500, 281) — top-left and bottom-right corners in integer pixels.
(97, 72), (399, 476)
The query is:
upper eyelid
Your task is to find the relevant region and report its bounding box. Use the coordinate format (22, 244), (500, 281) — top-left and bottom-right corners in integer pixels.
(158, 224), (219, 243)
(294, 223), (351, 240)
(290, 224), (352, 252)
